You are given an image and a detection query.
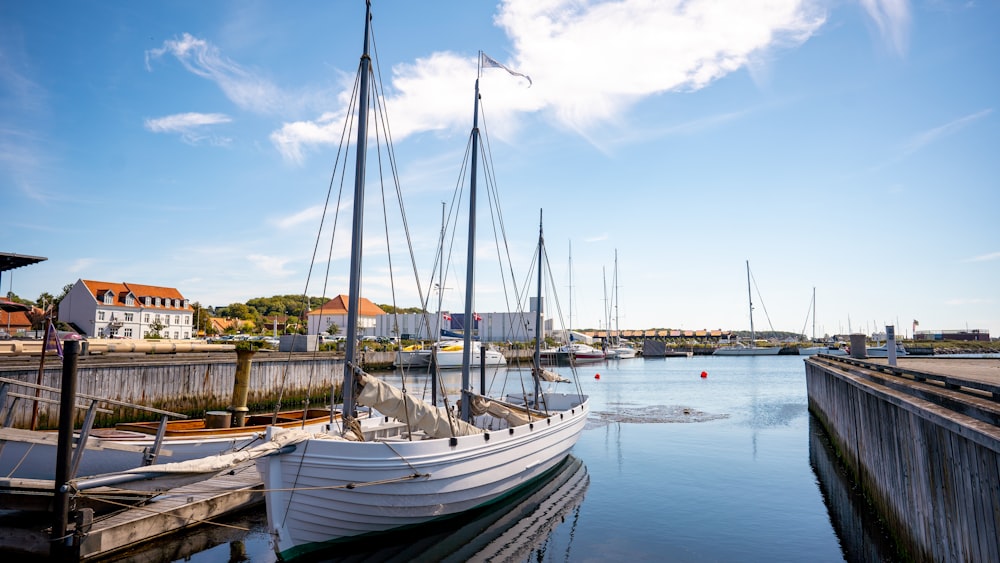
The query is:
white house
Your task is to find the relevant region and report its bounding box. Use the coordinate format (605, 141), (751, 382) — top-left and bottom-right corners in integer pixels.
(59, 279), (194, 339)
(307, 295), (385, 338)
(373, 298), (552, 343)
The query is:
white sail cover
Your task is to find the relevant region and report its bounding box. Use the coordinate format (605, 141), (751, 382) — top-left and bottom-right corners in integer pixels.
(468, 396), (532, 427)
(536, 368), (570, 383)
(356, 373), (482, 437)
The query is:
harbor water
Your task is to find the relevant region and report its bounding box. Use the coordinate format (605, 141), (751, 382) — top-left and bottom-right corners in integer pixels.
(112, 355), (902, 562)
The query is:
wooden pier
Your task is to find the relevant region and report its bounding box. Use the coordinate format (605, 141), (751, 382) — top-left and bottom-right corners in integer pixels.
(0, 463), (262, 559)
(805, 354), (1000, 562)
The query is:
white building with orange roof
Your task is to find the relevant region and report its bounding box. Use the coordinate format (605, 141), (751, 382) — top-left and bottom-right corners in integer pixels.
(58, 279), (193, 339)
(307, 294), (385, 338)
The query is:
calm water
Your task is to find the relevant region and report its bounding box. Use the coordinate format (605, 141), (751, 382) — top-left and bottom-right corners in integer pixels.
(113, 355), (902, 562)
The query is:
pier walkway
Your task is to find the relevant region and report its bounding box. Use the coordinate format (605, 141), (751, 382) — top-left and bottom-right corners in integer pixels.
(805, 354), (999, 562)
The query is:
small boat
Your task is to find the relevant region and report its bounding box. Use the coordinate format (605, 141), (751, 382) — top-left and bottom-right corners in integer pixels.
(433, 340), (506, 369)
(558, 342), (606, 363)
(0, 404), (334, 481)
(606, 342), (637, 359)
(866, 343), (908, 358)
(714, 260), (780, 356)
(255, 9), (589, 559)
(395, 344), (431, 367)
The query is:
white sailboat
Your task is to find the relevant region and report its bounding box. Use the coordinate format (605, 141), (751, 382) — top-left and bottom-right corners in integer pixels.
(605, 250), (636, 359)
(714, 260), (781, 356)
(255, 7), (588, 559)
(798, 287), (847, 356)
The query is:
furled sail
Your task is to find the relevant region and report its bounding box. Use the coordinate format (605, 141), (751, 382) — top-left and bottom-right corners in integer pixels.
(356, 373), (482, 437)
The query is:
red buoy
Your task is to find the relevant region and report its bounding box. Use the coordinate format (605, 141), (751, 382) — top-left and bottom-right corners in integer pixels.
(594, 373), (601, 380)
(700, 371), (708, 378)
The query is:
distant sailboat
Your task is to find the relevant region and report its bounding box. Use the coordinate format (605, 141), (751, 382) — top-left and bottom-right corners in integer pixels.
(714, 260), (780, 356)
(798, 287), (846, 356)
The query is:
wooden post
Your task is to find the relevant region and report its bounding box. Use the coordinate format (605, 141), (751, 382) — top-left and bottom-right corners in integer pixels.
(229, 348), (254, 427)
(52, 339), (80, 558)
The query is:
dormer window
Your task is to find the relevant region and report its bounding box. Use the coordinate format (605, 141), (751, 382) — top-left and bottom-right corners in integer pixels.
(155, 297), (161, 307)
(145, 297), (151, 306)
(125, 294), (134, 306)
(103, 292), (113, 305)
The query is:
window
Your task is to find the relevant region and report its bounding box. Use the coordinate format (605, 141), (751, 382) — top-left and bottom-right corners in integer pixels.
(155, 297), (161, 307)
(144, 314), (150, 323)
(173, 331), (179, 339)
(124, 328), (133, 338)
(174, 315), (180, 324)
(124, 313), (134, 322)
(125, 295), (134, 306)
(142, 330), (148, 338)
(98, 311), (105, 321)
(155, 314), (161, 323)
(183, 331), (190, 339)
(145, 297), (151, 306)
(103, 292), (113, 304)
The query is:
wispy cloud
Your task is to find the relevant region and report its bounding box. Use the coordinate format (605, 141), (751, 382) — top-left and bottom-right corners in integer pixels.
(68, 258), (98, 273)
(858, 0), (912, 56)
(144, 112), (232, 145)
(902, 109), (993, 155)
(964, 251), (1000, 263)
(146, 33), (287, 115)
(271, 0), (827, 163)
(247, 254), (295, 276)
(945, 297), (994, 306)
(273, 205), (324, 229)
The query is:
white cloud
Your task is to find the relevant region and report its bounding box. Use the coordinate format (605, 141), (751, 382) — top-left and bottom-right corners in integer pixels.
(273, 205), (325, 229)
(964, 251), (1000, 263)
(270, 0), (827, 163)
(902, 109), (994, 155)
(247, 254), (294, 276)
(146, 33), (287, 115)
(68, 258), (98, 273)
(858, 0), (911, 56)
(144, 112), (232, 145)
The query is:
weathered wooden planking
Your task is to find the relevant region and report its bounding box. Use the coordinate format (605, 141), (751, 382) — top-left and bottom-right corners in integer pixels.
(78, 464), (262, 560)
(0, 354), (344, 428)
(806, 357), (1000, 562)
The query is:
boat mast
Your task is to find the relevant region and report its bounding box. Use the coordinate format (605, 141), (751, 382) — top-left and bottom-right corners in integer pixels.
(459, 71), (482, 422)
(811, 286), (816, 342)
(340, 0), (372, 423)
(532, 210), (544, 405)
(746, 260), (754, 348)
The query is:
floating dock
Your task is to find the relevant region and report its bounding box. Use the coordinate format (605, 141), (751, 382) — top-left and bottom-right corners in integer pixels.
(805, 354), (1000, 562)
(0, 463), (262, 559)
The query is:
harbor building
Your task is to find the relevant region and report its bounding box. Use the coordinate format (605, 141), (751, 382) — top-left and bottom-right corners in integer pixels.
(58, 279), (194, 339)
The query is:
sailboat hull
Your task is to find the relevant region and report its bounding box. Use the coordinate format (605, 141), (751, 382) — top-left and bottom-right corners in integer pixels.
(257, 394), (589, 560)
(713, 346), (781, 356)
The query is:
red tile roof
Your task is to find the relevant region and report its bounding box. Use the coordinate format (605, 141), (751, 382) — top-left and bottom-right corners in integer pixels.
(81, 280), (191, 311)
(307, 295), (385, 317)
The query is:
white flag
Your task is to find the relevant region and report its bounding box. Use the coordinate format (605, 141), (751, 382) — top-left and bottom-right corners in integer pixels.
(480, 52), (532, 86)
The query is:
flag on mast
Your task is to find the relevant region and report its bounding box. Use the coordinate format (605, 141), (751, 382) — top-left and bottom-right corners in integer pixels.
(480, 52), (532, 86)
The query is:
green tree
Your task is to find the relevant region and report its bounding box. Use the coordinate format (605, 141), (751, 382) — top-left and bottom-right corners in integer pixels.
(146, 319), (166, 339)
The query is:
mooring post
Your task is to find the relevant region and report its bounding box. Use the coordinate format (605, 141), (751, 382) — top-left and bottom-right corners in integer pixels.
(52, 339), (80, 558)
(229, 348), (255, 427)
(886, 325), (897, 367)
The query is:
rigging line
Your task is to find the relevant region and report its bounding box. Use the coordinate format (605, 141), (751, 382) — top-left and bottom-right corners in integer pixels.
(800, 290), (814, 338)
(479, 103), (524, 329)
(371, 101), (417, 438)
(371, 29), (431, 346)
(748, 265), (776, 334)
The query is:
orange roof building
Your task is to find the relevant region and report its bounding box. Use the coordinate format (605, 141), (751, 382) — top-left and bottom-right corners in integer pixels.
(58, 279), (194, 339)
(307, 294), (385, 337)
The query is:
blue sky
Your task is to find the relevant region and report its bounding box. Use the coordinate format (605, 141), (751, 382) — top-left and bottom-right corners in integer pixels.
(2, 0), (997, 338)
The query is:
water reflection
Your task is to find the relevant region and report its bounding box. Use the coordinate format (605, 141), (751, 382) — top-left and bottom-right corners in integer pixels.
(808, 415), (905, 562)
(110, 455), (589, 563)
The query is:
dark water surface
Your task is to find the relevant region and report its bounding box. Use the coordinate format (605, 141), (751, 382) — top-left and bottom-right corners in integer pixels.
(112, 355), (902, 562)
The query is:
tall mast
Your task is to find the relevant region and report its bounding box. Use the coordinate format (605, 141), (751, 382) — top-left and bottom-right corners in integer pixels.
(340, 0), (372, 422)
(812, 286), (816, 341)
(532, 210), (544, 405)
(746, 260), (754, 347)
(459, 74), (481, 422)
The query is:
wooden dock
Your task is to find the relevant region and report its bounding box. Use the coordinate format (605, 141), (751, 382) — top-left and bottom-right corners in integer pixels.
(0, 463), (263, 559)
(805, 354), (1000, 562)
